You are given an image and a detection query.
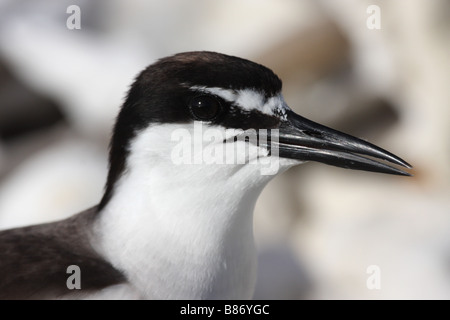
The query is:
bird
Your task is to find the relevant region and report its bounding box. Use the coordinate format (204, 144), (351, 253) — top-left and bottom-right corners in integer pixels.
(0, 51), (411, 299)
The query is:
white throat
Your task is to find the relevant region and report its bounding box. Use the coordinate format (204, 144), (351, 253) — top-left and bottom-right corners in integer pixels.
(93, 124), (293, 299)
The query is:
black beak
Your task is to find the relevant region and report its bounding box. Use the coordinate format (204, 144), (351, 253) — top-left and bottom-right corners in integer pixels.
(272, 109), (412, 176)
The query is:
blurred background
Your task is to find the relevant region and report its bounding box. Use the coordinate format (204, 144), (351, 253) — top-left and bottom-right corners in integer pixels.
(0, 0), (449, 299)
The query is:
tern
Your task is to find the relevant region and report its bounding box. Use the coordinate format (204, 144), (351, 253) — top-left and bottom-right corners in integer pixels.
(0, 51), (411, 299)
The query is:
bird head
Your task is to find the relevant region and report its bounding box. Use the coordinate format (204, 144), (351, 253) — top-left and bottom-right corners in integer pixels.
(99, 51), (411, 208)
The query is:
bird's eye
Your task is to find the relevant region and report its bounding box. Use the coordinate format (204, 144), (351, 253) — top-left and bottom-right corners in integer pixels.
(189, 95), (222, 121)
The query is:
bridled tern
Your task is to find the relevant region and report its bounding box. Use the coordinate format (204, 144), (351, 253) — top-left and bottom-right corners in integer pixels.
(0, 51), (411, 299)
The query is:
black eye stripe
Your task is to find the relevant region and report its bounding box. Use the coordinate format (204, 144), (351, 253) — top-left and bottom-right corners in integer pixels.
(220, 107), (280, 130)
(187, 90), (281, 129)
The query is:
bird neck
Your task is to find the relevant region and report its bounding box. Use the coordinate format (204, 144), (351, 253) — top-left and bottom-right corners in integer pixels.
(92, 137), (275, 298)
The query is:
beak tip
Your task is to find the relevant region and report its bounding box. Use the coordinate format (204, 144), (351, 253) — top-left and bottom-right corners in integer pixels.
(397, 158), (413, 169)
(389, 164), (412, 176)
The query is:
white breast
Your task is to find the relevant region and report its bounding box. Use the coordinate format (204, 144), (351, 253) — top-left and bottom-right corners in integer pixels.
(91, 123), (294, 299)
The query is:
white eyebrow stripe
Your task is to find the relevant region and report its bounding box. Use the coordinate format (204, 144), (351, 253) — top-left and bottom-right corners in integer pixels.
(189, 86), (237, 103)
(189, 86), (289, 118)
(234, 90), (265, 112)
